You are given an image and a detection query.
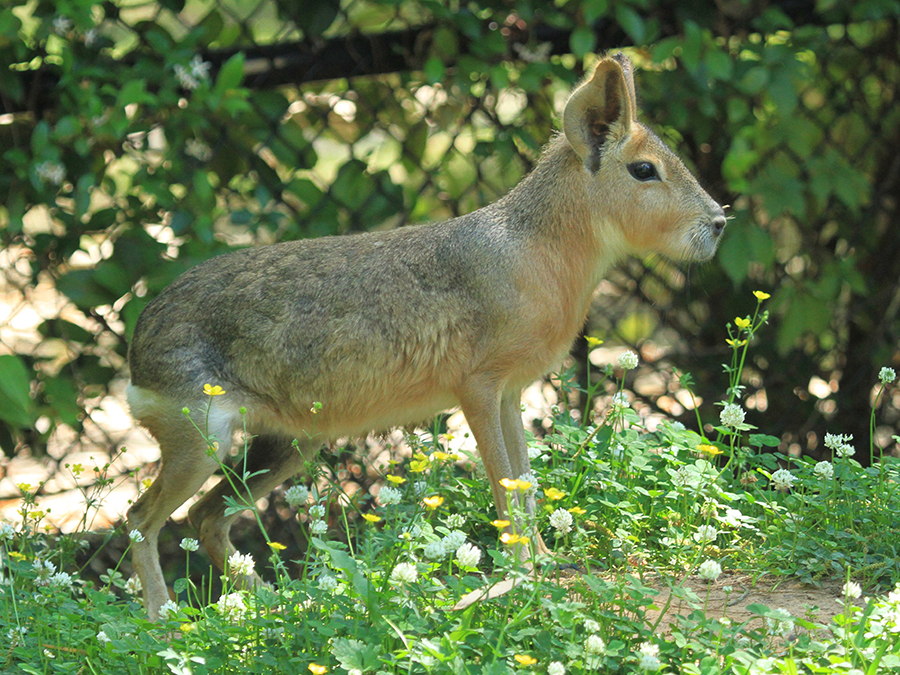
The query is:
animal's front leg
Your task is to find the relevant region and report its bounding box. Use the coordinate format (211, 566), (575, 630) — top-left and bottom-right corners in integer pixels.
(457, 381), (514, 525)
(500, 389), (550, 555)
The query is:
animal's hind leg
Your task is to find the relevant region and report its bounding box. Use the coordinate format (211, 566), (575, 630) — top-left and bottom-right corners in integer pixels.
(127, 414), (232, 621)
(188, 434), (316, 589)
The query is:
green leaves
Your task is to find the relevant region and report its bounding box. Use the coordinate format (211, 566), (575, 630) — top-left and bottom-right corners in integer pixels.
(0, 355), (36, 429)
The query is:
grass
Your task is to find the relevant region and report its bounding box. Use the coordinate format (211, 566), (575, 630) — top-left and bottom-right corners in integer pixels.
(2, 291), (900, 674)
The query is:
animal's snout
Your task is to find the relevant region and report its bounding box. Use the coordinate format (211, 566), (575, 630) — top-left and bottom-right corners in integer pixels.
(712, 215), (727, 237)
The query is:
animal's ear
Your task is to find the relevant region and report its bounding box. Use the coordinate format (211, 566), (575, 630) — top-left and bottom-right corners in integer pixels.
(563, 53), (638, 172)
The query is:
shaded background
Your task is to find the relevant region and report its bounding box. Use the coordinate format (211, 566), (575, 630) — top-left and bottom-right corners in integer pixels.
(1, 0), (899, 579)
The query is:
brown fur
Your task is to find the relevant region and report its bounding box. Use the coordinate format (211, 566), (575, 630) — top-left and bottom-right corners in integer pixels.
(125, 53), (726, 620)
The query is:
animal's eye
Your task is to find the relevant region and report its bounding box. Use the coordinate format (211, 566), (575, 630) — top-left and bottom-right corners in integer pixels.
(628, 161), (659, 182)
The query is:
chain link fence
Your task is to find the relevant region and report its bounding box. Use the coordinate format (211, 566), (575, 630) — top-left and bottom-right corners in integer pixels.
(2, 0), (899, 529)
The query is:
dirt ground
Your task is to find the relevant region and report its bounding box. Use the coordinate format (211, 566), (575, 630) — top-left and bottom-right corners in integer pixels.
(556, 567), (860, 638)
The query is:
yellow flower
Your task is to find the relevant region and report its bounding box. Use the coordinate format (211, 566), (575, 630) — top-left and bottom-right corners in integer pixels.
(309, 664), (328, 675)
(500, 477), (518, 491)
(726, 339), (747, 348)
(410, 455), (430, 473)
(142, 478), (154, 489)
(362, 513), (382, 523)
(568, 506), (586, 515)
(514, 654), (537, 666)
(267, 541), (287, 551)
(753, 290), (771, 301)
(203, 383), (225, 396)
(545, 487), (566, 501)
(16, 483), (31, 494)
(500, 478), (532, 492)
(698, 444), (723, 456)
(70, 463), (84, 476)
(441, 433), (455, 442)
(491, 519), (511, 529)
(500, 532), (523, 545)
(386, 475), (406, 485)
(180, 622), (196, 633)
(28, 510), (45, 520)
(432, 451), (453, 462)
(734, 317), (751, 330)
(8, 551), (26, 561)
(585, 336), (604, 348)
(422, 495), (444, 509)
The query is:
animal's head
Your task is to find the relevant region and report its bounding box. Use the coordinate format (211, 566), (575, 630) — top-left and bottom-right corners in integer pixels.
(563, 53), (726, 262)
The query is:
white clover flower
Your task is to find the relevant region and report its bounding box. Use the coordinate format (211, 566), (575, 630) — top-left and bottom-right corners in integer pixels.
(310, 519), (328, 535)
(879, 367), (896, 384)
(550, 508), (574, 536)
(442, 530), (467, 555)
(174, 64), (200, 90)
(49, 571), (73, 590)
(424, 540), (446, 560)
(836, 442), (855, 459)
(610, 392), (630, 415)
(637, 642), (661, 671)
(445, 513), (465, 529)
(585, 634), (606, 655)
(157, 599), (179, 622)
(83, 27), (99, 47)
(765, 608), (794, 637)
(698, 559), (722, 581)
(0, 522), (15, 540)
(52, 15), (72, 35)
(309, 504), (326, 519)
(824, 432), (855, 458)
(719, 403), (745, 428)
(227, 551), (255, 578)
(548, 662), (565, 675)
(185, 139), (212, 161)
(694, 524), (718, 544)
(7, 626), (27, 646)
(36, 161), (66, 185)
(96, 630), (110, 644)
(317, 574), (338, 593)
(455, 542), (481, 569)
(390, 561), (418, 584)
(284, 484), (309, 507)
(813, 461), (833, 480)
(770, 468), (796, 492)
(583, 618), (601, 633)
(128, 529), (145, 543)
(842, 581), (862, 599)
(32, 559), (56, 586)
(180, 538), (200, 552)
(378, 486), (402, 506)
(216, 592), (247, 622)
(124, 575), (142, 596)
(189, 54), (212, 80)
(618, 350), (639, 370)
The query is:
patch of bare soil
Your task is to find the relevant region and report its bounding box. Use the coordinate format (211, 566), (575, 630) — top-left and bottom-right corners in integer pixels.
(644, 573), (855, 633)
(557, 568), (860, 637)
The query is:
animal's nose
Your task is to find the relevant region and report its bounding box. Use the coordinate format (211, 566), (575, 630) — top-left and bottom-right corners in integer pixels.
(712, 215), (727, 236)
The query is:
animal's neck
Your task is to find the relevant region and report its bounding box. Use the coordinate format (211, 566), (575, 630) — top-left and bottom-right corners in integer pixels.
(499, 135), (625, 297)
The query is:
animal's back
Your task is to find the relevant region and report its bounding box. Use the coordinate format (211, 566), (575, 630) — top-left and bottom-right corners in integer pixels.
(128, 211), (528, 436)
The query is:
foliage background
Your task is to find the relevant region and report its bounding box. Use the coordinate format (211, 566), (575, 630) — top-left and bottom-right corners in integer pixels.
(1, 0), (900, 473)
